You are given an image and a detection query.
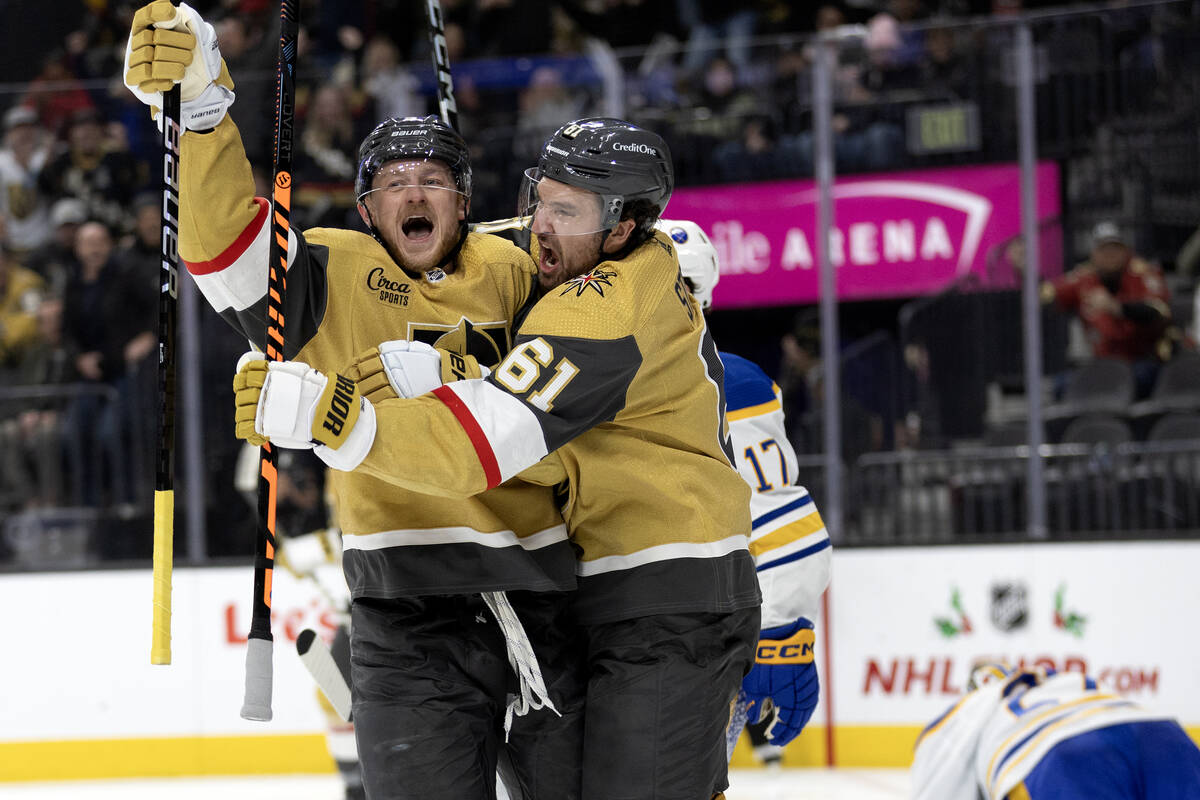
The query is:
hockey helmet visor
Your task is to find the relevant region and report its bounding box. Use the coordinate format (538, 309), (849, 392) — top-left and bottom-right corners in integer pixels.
(518, 167), (614, 237)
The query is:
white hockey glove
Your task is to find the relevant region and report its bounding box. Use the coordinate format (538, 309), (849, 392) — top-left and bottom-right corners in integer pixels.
(344, 340), (490, 403)
(233, 352), (376, 472)
(123, 0), (235, 131)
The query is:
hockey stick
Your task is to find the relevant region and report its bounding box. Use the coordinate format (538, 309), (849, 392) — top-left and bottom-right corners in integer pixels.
(425, 0), (459, 132)
(241, 0), (298, 722)
(151, 71), (182, 667)
(296, 628), (352, 723)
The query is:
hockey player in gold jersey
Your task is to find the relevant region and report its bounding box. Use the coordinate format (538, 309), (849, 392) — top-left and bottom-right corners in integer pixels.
(123, 5), (584, 799)
(235, 118), (762, 800)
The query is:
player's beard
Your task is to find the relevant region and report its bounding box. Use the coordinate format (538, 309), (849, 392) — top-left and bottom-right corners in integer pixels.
(384, 205), (462, 273)
(537, 231), (604, 292)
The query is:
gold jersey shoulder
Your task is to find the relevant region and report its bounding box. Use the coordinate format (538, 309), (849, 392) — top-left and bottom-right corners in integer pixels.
(522, 231), (680, 341)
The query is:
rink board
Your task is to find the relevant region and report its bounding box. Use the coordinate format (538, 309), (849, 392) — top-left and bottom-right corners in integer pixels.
(826, 541), (1200, 765)
(2, 543), (1198, 779)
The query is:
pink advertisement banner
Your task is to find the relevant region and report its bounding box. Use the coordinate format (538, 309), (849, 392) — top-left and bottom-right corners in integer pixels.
(663, 162), (1062, 309)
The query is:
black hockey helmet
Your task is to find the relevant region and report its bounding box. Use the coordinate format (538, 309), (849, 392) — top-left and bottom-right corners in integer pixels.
(530, 118), (673, 231)
(355, 115), (472, 201)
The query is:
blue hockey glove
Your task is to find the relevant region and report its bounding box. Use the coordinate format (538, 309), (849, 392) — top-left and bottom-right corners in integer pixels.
(741, 617), (819, 746)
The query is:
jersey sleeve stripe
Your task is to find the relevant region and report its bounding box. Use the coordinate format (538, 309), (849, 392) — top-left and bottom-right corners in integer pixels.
(727, 396), (782, 421)
(750, 512), (826, 557)
(914, 695), (971, 750)
(433, 385), (503, 489)
(752, 494), (813, 529)
(434, 379), (552, 486)
(343, 522), (568, 551)
(757, 538), (830, 572)
(185, 197), (270, 275)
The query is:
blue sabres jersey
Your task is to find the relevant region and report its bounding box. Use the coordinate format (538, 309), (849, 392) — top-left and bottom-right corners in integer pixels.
(722, 352), (831, 629)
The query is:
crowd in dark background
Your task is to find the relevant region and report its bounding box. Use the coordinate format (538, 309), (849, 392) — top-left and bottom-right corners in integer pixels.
(0, 0), (1198, 560)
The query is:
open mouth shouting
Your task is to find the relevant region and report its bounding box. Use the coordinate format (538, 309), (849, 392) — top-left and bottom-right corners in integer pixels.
(538, 237), (564, 287)
(402, 214), (435, 242)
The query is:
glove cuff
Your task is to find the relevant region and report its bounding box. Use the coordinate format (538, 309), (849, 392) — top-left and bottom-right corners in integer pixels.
(316, 398), (375, 472)
(760, 617), (814, 641)
(181, 82), (235, 132)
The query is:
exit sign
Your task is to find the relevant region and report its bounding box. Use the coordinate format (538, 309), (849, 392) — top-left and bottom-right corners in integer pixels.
(906, 103), (981, 155)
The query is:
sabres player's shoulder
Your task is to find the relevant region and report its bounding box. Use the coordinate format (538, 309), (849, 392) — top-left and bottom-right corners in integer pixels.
(303, 226), (391, 261)
(720, 352), (778, 413)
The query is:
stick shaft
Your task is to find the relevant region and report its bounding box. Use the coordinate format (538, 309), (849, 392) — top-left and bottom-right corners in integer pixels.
(241, 0), (298, 722)
(425, 0), (459, 131)
(151, 83), (181, 666)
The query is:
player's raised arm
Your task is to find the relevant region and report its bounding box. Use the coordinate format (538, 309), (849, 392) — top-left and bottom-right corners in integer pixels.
(124, 1), (326, 355)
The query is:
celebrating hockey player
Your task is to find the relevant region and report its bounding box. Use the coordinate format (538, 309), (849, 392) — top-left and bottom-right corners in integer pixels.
(669, 219), (830, 764)
(124, 4), (587, 799)
(233, 118), (762, 800)
(911, 662), (1200, 799)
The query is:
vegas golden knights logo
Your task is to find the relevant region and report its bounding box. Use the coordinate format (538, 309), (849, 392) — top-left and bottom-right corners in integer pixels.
(409, 318), (509, 368)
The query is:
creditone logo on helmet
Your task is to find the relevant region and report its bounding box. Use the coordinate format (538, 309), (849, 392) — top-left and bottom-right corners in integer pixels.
(611, 142), (658, 156)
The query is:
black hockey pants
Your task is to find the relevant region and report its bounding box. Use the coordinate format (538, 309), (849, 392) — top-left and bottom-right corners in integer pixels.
(350, 591), (586, 800)
(570, 607), (760, 800)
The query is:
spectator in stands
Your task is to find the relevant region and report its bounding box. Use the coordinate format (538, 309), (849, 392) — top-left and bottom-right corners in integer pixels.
(1042, 222), (1174, 399)
(361, 37), (424, 123)
(0, 296), (73, 510)
(61, 220), (156, 505)
(294, 84), (363, 228)
(712, 113), (808, 182)
(20, 53), (96, 138)
(678, 0), (761, 76)
(513, 66), (588, 163)
(26, 197), (85, 297)
(39, 108), (144, 234)
(919, 21), (975, 100)
(117, 192), (162, 274)
(0, 107), (52, 259)
(215, 13), (276, 167)
(0, 237), (46, 371)
(675, 56), (765, 149)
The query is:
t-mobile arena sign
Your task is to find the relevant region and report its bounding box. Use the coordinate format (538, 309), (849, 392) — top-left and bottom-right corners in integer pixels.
(664, 162), (1061, 309)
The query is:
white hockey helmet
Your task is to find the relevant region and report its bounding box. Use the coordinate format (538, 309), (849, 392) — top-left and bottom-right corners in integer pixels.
(657, 219), (719, 310)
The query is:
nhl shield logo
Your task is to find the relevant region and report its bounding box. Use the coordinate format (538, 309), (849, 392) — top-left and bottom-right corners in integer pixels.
(990, 582), (1028, 632)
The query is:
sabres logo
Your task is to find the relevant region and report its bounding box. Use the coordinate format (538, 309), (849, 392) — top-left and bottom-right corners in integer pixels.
(560, 268), (616, 298)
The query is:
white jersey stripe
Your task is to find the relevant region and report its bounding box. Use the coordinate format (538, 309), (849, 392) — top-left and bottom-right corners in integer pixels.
(442, 378), (550, 483)
(187, 207), (299, 313)
(577, 534), (749, 577)
(342, 522), (568, 552)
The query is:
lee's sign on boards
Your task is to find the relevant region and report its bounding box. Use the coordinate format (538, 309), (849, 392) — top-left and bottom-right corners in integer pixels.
(663, 162), (1062, 309)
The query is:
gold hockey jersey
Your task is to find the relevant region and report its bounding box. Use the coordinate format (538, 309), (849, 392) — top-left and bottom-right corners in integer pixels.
(361, 230), (761, 624)
(177, 117), (574, 598)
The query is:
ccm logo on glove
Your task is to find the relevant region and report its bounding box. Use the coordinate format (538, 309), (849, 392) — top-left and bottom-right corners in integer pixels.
(321, 374), (358, 439)
(756, 627), (815, 664)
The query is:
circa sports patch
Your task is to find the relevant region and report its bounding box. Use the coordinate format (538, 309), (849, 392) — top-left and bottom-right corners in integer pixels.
(365, 266), (411, 307)
(559, 268), (616, 298)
